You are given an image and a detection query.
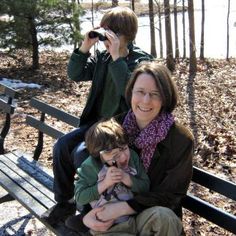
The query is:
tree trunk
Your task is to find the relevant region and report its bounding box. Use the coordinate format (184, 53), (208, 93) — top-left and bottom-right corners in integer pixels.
(131, 0), (135, 11)
(112, 0), (118, 7)
(174, 0), (179, 59)
(149, 0), (157, 57)
(200, 0), (205, 60)
(182, 0), (186, 58)
(29, 16), (39, 70)
(188, 0), (197, 75)
(157, 1), (163, 58)
(226, 0), (230, 60)
(164, 0), (175, 71)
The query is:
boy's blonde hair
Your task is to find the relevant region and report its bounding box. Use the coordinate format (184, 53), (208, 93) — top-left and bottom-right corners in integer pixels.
(100, 7), (138, 42)
(85, 118), (128, 157)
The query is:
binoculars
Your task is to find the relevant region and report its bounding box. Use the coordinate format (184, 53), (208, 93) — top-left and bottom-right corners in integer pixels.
(88, 28), (108, 41)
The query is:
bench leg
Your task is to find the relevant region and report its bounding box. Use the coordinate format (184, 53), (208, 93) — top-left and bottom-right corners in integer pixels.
(0, 193), (15, 204)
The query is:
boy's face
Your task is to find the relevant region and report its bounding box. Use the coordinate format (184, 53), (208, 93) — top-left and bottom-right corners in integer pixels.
(100, 145), (130, 169)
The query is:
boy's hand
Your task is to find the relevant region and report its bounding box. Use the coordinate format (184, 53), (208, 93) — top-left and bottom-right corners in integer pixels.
(105, 30), (120, 61)
(104, 166), (122, 187)
(120, 170), (132, 187)
(79, 30), (99, 53)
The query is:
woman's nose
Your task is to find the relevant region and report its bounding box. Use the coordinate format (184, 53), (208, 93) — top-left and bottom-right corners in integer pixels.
(143, 93), (151, 103)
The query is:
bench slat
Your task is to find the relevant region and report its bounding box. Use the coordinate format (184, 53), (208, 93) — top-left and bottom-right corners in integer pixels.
(26, 115), (65, 139)
(0, 169), (48, 217)
(183, 194), (236, 234)
(0, 98), (15, 114)
(30, 98), (80, 127)
(3, 85), (18, 98)
(11, 150), (54, 190)
(192, 166), (236, 201)
(0, 157), (55, 210)
(1, 152), (55, 201)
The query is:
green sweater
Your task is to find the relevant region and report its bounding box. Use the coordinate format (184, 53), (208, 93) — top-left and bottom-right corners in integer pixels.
(67, 44), (153, 126)
(74, 149), (150, 206)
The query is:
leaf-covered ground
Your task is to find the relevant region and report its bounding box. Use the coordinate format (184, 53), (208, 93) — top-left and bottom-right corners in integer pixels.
(0, 50), (235, 235)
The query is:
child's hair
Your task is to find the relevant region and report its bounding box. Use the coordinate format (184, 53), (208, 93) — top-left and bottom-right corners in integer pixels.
(100, 7), (138, 43)
(85, 118), (128, 157)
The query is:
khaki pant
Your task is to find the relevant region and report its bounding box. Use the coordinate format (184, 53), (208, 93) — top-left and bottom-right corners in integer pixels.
(91, 206), (183, 236)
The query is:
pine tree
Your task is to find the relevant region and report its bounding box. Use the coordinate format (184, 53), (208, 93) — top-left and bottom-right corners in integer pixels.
(0, 0), (83, 69)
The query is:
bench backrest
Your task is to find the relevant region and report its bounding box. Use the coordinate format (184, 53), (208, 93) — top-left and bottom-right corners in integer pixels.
(26, 97), (80, 161)
(182, 166), (236, 234)
(0, 85), (18, 154)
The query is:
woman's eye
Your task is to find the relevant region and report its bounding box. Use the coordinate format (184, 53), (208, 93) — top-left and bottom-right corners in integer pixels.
(150, 92), (160, 99)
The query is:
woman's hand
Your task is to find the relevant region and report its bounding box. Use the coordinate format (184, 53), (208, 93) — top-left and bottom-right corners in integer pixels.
(83, 207), (114, 232)
(95, 202), (136, 222)
(79, 30), (99, 53)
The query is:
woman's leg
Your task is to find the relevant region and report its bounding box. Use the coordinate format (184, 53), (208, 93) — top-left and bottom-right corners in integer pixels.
(136, 206), (183, 236)
(90, 217), (136, 236)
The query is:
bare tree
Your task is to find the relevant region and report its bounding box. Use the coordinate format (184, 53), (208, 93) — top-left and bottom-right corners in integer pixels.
(131, 0), (135, 11)
(149, 0), (157, 57)
(164, 0), (175, 71)
(29, 15), (39, 69)
(200, 0), (205, 60)
(182, 0), (186, 58)
(156, 0), (163, 58)
(188, 0), (197, 75)
(112, 0), (118, 7)
(174, 0), (179, 59)
(226, 0), (231, 60)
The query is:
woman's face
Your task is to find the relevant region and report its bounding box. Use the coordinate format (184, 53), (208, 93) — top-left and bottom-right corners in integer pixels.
(131, 73), (162, 129)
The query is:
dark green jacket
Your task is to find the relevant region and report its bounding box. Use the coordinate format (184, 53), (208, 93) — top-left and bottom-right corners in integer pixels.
(115, 113), (194, 218)
(67, 44), (153, 126)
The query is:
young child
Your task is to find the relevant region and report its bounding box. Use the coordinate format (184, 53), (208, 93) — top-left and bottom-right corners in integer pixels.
(74, 118), (150, 235)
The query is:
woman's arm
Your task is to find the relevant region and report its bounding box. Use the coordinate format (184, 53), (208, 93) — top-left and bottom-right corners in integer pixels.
(83, 202), (135, 229)
(127, 127), (194, 214)
(83, 207), (114, 232)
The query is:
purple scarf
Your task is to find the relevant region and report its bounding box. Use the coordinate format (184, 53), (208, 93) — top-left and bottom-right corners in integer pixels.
(122, 110), (174, 171)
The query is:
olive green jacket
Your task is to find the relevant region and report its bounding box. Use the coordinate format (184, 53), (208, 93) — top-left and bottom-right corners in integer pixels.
(67, 44), (153, 126)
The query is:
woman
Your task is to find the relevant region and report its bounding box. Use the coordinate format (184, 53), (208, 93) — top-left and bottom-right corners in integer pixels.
(82, 61), (194, 235)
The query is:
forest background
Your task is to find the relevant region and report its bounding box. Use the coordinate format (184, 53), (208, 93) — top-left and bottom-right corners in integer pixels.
(0, 0), (235, 235)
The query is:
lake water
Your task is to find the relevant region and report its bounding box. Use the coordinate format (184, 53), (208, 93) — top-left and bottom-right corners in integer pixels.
(51, 0), (236, 59)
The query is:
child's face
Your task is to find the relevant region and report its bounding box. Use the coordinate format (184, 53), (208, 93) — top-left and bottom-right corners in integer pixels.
(100, 145), (130, 169)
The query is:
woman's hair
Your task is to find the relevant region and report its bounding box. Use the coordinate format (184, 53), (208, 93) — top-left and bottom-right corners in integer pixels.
(85, 118), (128, 157)
(125, 61), (178, 113)
(100, 7), (138, 42)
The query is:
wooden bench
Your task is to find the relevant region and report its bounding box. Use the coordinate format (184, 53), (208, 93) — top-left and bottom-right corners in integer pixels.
(0, 85), (235, 235)
(0, 87), (81, 235)
(182, 166), (236, 234)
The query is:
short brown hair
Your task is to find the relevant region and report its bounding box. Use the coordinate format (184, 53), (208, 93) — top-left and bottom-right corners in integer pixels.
(85, 118), (128, 157)
(100, 7), (138, 42)
(125, 61), (178, 113)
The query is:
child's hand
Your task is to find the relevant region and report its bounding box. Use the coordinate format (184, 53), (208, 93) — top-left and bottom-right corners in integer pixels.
(120, 171), (132, 187)
(103, 166), (122, 188)
(79, 30), (99, 53)
(105, 30), (120, 61)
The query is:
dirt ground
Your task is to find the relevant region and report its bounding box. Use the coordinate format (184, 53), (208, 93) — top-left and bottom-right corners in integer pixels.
(0, 50), (235, 235)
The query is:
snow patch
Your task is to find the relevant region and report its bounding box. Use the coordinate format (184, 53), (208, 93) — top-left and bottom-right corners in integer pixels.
(0, 78), (42, 89)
